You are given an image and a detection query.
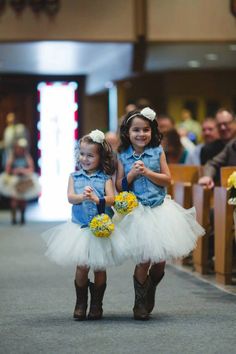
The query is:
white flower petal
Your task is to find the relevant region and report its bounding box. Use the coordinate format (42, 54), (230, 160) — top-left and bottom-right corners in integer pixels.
(89, 129), (105, 144)
(140, 107), (156, 121)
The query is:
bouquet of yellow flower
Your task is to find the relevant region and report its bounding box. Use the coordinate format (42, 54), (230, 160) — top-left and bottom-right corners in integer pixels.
(89, 213), (115, 238)
(114, 191), (138, 215)
(227, 171), (236, 205)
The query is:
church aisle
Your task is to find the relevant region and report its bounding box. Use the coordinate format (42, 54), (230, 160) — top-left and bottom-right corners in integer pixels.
(0, 219), (235, 354)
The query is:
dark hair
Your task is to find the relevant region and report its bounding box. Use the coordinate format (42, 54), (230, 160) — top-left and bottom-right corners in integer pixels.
(165, 129), (182, 152)
(202, 116), (216, 124)
(215, 107), (235, 120)
(76, 135), (115, 175)
(157, 114), (175, 126)
(118, 109), (162, 152)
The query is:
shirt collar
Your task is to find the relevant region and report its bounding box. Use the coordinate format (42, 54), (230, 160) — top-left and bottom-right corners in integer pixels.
(75, 169), (102, 178)
(125, 145), (154, 158)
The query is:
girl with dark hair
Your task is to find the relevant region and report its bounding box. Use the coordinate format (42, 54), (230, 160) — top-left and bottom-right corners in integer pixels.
(162, 128), (188, 164)
(42, 130), (128, 321)
(116, 107), (204, 321)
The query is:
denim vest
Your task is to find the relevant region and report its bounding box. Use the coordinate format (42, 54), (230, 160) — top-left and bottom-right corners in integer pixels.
(118, 145), (166, 207)
(12, 157), (28, 168)
(71, 169), (113, 226)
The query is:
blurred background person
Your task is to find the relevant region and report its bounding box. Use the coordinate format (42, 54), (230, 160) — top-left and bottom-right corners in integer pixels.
(158, 114), (195, 158)
(198, 137), (236, 189)
(105, 131), (119, 153)
(0, 138), (40, 225)
(2, 112), (29, 168)
(201, 108), (236, 165)
(162, 128), (188, 164)
(178, 108), (202, 144)
(200, 108), (236, 183)
(157, 114), (175, 135)
(185, 117), (219, 165)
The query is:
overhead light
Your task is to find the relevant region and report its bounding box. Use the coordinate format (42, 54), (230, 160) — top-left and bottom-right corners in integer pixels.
(188, 60), (200, 68)
(229, 44), (236, 51)
(205, 53), (218, 61)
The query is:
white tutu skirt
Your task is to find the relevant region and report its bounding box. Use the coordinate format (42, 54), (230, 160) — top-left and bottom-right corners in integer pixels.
(41, 221), (130, 270)
(113, 196), (205, 264)
(0, 172), (41, 200)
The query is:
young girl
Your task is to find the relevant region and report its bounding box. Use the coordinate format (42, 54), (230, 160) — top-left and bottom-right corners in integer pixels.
(0, 138), (40, 224)
(116, 107), (205, 321)
(42, 130), (128, 321)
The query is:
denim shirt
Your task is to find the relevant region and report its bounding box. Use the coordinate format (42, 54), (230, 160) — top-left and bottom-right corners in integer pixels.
(12, 157), (28, 168)
(118, 145), (166, 207)
(71, 169), (113, 226)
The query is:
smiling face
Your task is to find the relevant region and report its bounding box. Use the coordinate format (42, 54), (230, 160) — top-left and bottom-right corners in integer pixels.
(216, 110), (235, 142)
(79, 142), (100, 174)
(201, 119), (219, 144)
(128, 117), (152, 153)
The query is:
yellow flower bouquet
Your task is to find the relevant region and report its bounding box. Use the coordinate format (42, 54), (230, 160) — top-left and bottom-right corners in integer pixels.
(89, 213), (115, 238)
(227, 171), (236, 205)
(114, 191), (139, 215)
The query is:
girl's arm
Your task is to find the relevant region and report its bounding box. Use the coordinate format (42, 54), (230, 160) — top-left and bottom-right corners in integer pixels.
(136, 151), (171, 187)
(115, 159), (139, 192)
(25, 154), (34, 174)
(104, 178), (115, 206)
(5, 156), (13, 174)
(67, 175), (84, 204)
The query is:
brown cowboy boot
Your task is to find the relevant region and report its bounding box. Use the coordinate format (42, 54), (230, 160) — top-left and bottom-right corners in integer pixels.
(133, 276), (150, 321)
(146, 270), (165, 314)
(73, 280), (89, 321)
(87, 282), (106, 320)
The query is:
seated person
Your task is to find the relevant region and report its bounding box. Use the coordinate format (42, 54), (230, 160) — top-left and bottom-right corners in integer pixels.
(198, 138), (236, 188)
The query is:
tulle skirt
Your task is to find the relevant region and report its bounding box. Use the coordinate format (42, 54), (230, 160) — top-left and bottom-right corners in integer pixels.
(113, 196), (205, 264)
(41, 221), (130, 270)
(0, 172), (41, 200)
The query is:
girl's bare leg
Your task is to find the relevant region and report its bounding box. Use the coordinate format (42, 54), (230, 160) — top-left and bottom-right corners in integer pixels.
(18, 199), (26, 224)
(134, 262), (150, 284)
(149, 261), (166, 282)
(94, 271), (106, 287)
(10, 198), (18, 224)
(75, 266), (89, 287)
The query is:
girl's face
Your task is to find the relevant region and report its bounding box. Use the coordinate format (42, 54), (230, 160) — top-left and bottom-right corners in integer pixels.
(128, 117), (152, 152)
(14, 145), (25, 156)
(79, 142), (100, 174)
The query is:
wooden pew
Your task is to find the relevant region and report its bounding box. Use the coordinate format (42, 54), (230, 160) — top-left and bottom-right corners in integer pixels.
(214, 166), (235, 285)
(192, 185), (213, 274)
(168, 165), (201, 265)
(168, 164), (200, 207)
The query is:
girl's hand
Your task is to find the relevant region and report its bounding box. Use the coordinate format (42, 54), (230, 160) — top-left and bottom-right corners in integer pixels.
(129, 163), (141, 178)
(12, 167), (25, 176)
(134, 160), (148, 176)
(83, 186), (99, 204)
(83, 186), (93, 200)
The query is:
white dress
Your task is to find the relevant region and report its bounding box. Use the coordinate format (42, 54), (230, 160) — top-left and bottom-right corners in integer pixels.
(42, 220), (130, 270)
(116, 145), (205, 264)
(113, 196), (205, 264)
(41, 170), (130, 270)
